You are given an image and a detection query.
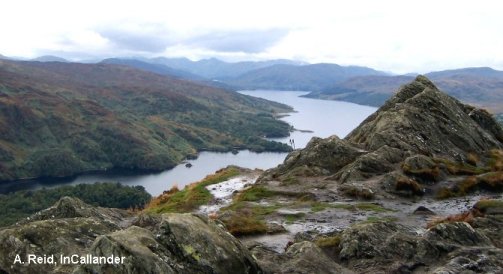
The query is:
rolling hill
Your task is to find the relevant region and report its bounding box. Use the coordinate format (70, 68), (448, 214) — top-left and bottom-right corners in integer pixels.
(100, 58), (204, 81)
(149, 57), (304, 79)
(223, 63), (387, 91)
(100, 58), (234, 90)
(0, 60), (292, 181)
(31, 55), (69, 62)
(305, 67), (503, 114)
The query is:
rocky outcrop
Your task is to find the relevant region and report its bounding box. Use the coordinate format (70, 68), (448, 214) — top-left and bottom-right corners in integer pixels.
(250, 241), (354, 274)
(260, 76), (503, 195)
(0, 197), (263, 274)
(18, 196), (133, 226)
(259, 135), (366, 181)
(346, 75), (502, 159)
(336, 217), (503, 273)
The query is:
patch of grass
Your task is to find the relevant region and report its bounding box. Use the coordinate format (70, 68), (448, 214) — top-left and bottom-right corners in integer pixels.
(310, 202), (331, 212)
(145, 167), (240, 213)
(220, 202), (281, 236)
(235, 186), (277, 202)
(315, 235), (341, 248)
(285, 213), (306, 224)
(332, 203), (356, 210)
(221, 212), (268, 236)
(235, 185), (307, 202)
(473, 199), (503, 213)
(308, 201), (389, 213)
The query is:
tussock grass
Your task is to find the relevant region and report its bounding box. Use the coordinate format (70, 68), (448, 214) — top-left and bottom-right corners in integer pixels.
(402, 164), (441, 182)
(145, 167), (240, 213)
(395, 177), (423, 196)
(436, 171), (503, 199)
(315, 235), (341, 248)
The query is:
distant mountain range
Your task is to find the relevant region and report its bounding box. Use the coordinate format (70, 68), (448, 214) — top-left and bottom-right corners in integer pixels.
(0, 59), (291, 181)
(31, 55), (69, 62)
(3, 54), (503, 114)
(222, 63), (387, 91)
(99, 58), (234, 90)
(149, 57), (305, 79)
(101, 58), (203, 80)
(305, 67), (503, 114)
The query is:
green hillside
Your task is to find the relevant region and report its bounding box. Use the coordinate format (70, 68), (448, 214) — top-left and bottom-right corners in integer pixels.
(0, 60), (292, 181)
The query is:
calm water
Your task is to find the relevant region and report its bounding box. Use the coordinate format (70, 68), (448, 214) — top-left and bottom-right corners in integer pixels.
(0, 91), (376, 196)
(240, 90), (376, 148)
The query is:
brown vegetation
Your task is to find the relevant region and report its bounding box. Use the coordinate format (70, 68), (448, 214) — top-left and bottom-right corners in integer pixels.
(145, 167), (240, 213)
(426, 210), (482, 228)
(427, 198), (502, 228)
(395, 177), (423, 196)
(339, 185), (374, 200)
(402, 164), (441, 182)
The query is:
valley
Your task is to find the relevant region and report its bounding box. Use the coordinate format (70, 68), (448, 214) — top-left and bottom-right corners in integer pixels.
(0, 60), (292, 182)
(1, 76), (502, 273)
(0, 90), (376, 195)
(1, 1), (503, 273)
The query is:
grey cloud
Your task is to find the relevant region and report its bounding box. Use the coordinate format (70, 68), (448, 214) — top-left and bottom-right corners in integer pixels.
(187, 29), (289, 53)
(97, 28), (176, 53)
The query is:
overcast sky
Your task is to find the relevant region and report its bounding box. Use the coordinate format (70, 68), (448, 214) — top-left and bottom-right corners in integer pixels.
(1, 0), (502, 73)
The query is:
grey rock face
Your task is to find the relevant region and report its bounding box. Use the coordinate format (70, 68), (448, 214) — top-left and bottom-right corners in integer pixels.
(262, 76), (502, 194)
(0, 197), (263, 274)
(250, 241), (354, 274)
(259, 135), (365, 182)
(0, 217), (119, 274)
(347, 76), (502, 159)
(336, 219), (503, 273)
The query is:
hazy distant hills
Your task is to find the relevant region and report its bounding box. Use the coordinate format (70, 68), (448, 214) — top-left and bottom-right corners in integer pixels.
(100, 58), (205, 81)
(149, 57), (304, 79)
(31, 55), (69, 62)
(0, 60), (292, 181)
(223, 63), (388, 91)
(4, 53), (502, 113)
(100, 58), (234, 90)
(306, 67), (503, 114)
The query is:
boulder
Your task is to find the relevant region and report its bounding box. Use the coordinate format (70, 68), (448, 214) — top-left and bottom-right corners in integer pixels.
(336, 220), (503, 273)
(250, 241), (354, 274)
(0, 217), (119, 274)
(0, 197), (263, 274)
(258, 135), (365, 182)
(76, 213), (262, 274)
